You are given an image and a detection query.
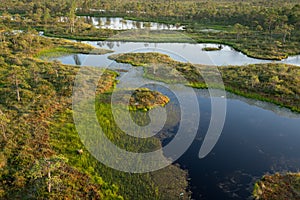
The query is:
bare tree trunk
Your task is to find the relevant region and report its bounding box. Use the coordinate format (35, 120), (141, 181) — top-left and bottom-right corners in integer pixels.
(15, 75), (20, 102)
(34, 72), (38, 84)
(0, 109), (7, 141)
(283, 33), (287, 43)
(47, 161), (51, 193)
(0, 124), (7, 141)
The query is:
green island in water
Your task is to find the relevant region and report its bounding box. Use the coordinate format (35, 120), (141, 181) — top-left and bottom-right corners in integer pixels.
(111, 88), (170, 111)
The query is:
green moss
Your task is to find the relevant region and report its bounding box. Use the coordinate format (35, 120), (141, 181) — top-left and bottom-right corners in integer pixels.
(35, 47), (77, 58)
(35, 40), (113, 59)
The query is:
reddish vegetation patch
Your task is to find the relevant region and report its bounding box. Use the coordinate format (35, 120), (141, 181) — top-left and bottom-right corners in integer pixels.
(253, 173), (300, 200)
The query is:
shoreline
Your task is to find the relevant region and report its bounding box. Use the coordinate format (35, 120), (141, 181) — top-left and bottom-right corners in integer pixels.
(43, 32), (295, 61)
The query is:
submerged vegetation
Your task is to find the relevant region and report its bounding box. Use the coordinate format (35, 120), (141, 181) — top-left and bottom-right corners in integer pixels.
(253, 173), (300, 200)
(109, 52), (300, 112)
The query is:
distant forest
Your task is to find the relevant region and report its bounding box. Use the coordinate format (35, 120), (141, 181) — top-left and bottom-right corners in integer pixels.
(1, 0), (300, 60)
(1, 0), (300, 29)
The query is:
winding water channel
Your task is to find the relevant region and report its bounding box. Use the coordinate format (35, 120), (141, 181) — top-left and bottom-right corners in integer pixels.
(51, 30), (300, 199)
(56, 41), (300, 67)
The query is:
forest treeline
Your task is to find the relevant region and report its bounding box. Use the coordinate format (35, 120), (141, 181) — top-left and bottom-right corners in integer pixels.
(1, 0), (300, 30)
(1, 0), (300, 60)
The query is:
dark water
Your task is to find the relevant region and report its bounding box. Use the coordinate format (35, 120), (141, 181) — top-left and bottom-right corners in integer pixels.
(149, 85), (300, 200)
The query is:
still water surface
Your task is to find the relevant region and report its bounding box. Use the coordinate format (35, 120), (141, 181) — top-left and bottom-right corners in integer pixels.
(81, 16), (185, 30)
(55, 41), (300, 67)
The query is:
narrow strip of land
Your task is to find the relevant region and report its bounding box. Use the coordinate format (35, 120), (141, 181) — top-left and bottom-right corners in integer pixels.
(109, 52), (300, 112)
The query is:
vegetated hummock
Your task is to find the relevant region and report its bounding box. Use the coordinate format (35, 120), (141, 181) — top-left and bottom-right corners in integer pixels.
(109, 52), (300, 113)
(0, 27), (190, 200)
(253, 173), (300, 200)
(111, 88), (170, 111)
(202, 46), (222, 51)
